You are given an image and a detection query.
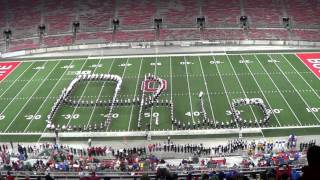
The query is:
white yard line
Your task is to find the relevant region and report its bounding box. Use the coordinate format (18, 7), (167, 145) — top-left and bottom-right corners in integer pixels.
(86, 58), (116, 128)
(0, 63), (44, 119)
(0, 62), (34, 99)
(211, 55), (238, 128)
(183, 56), (195, 123)
(23, 60), (75, 132)
(225, 55), (263, 137)
(0, 62), (23, 83)
(0, 71), (312, 83)
(85, 52), (320, 61)
(254, 54), (302, 126)
(198, 56), (216, 123)
(293, 54), (320, 81)
(268, 54), (320, 123)
(66, 58), (102, 126)
(284, 54), (320, 100)
(15, 51), (320, 63)
(240, 55), (282, 127)
(4, 61), (52, 132)
(127, 58), (143, 131)
(149, 57), (159, 130)
(36, 58), (90, 142)
(106, 58), (130, 131)
(170, 56), (174, 130)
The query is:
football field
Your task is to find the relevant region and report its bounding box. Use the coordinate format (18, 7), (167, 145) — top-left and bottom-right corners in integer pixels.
(0, 53), (319, 141)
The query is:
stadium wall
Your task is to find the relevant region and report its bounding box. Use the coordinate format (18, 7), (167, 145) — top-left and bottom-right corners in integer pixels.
(1, 39), (320, 59)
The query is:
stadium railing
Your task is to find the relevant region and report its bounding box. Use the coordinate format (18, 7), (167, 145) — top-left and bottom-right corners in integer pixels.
(0, 164), (305, 179)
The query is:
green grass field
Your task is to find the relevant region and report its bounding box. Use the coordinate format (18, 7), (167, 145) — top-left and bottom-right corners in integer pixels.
(0, 53), (319, 141)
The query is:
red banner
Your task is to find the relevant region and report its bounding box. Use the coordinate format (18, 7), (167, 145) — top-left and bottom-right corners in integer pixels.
(0, 62), (21, 81)
(296, 53), (320, 79)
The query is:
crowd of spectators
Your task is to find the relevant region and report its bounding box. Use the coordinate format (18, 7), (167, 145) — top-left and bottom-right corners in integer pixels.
(0, 136), (318, 179)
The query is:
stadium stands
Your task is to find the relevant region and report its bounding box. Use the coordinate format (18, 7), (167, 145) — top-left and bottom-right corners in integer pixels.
(159, 0), (199, 28)
(114, 30), (155, 42)
(203, 29), (246, 40)
(159, 29), (200, 41)
(202, 0), (241, 27)
(76, 31), (113, 44)
(44, 0), (75, 35)
(8, 38), (39, 52)
(1, 0), (320, 52)
(285, 0), (320, 28)
(78, 0), (115, 32)
(247, 29), (289, 40)
(244, 0), (283, 27)
(43, 35), (73, 47)
(6, 0), (41, 39)
(0, 0), (6, 36)
(118, 0), (156, 29)
(291, 29), (320, 41)
(0, 137), (315, 179)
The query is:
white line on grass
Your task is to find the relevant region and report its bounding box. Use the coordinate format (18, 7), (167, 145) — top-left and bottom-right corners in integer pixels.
(254, 54), (302, 126)
(268, 54), (320, 123)
(183, 56), (195, 123)
(225, 55), (263, 137)
(0, 62), (34, 99)
(292, 55), (320, 81)
(66, 58), (101, 126)
(106, 58), (130, 131)
(0, 63), (43, 119)
(16, 52), (320, 63)
(127, 58), (143, 131)
(170, 56), (174, 130)
(283, 54), (320, 100)
(198, 56), (216, 123)
(149, 57), (159, 130)
(211, 55), (238, 128)
(4, 61), (52, 132)
(23, 60), (75, 132)
(84, 52), (320, 61)
(0, 71), (312, 83)
(240, 55), (282, 127)
(36, 58), (90, 142)
(86, 58), (116, 128)
(0, 62), (23, 84)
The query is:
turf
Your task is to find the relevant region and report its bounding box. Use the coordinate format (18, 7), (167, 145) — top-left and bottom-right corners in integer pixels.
(0, 53), (319, 140)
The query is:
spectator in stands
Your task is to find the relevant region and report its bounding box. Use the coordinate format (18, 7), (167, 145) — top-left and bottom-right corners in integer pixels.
(6, 171), (14, 180)
(141, 174), (150, 180)
(44, 172), (54, 180)
(300, 145), (320, 180)
(89, 171), (100, 180)
(201, 173), (209, 180)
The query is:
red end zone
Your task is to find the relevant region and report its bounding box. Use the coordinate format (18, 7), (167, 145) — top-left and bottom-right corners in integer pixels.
(296, 53), (320, 79)
(0, 62), (21, 81)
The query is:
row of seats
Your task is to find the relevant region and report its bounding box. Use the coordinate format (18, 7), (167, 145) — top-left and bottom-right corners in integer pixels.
(78, 0), (115, 32)
(6, 0), (41, 38)
(1, 0), (320, 38)
(244, 0), (284, 27)
(291, 29), (320, 41)
(8, 38), (39, 52)
(4, 28), (320, 52)
(285, 0), (320, 28)
(202, 0), (241, 27)
(44, 0), (75, 34)
(43, 35), (73, 47)
(159, 0), (198, 28)
(204, 29), (246, 40)
(246, 29), (289, 40)
(118, 0), (156, 29)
